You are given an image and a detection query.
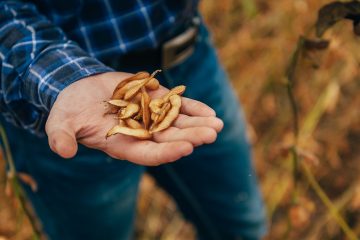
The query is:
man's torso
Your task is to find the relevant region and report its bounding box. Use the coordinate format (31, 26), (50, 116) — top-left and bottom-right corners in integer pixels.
(29, 0), (199, 60)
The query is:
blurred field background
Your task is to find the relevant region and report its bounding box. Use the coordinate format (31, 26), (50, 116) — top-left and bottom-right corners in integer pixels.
(2, 0), (360, 239)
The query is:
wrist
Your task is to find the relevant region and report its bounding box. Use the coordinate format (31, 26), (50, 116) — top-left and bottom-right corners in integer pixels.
(23, 46), (114, 112)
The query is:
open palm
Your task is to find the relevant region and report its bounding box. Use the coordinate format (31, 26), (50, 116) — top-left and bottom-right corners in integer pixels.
(45, 72), (223, 166)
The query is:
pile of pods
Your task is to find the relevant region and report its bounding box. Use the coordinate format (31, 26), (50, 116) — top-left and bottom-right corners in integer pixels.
(105, 70), (185, 139)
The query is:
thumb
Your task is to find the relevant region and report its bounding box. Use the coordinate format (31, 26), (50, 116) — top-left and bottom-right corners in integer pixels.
(47, 127), (78, 159)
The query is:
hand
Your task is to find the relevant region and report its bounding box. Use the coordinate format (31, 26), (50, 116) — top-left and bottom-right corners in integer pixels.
(45, 72), (223, 166)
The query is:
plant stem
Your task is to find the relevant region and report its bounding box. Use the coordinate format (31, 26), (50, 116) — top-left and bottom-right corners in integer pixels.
(0, 124), (43, 239)
(301, 162), (358, 240)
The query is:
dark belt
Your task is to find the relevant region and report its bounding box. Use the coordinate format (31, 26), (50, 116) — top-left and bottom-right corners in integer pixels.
(104, 17), (200, 70)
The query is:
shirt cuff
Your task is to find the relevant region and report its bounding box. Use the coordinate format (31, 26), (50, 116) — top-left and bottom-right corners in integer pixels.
(23, 42), (114, 112)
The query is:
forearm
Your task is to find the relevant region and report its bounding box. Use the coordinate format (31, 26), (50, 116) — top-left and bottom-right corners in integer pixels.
(0, 1), (112, 135)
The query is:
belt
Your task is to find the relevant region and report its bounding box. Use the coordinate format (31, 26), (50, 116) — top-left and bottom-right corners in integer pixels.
(104, 17), (200, 70)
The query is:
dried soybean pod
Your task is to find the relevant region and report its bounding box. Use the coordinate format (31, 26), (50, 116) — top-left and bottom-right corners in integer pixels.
(141, 87), (151, 129)
(119, 103), (140, 119)
(124, 78), (154, 100)
(119, 119), (126, 126)
(107, 99), (129, 107)
(106, 125), (152, 139)
(112, 82), (136, 100)
(132, 92), (143, 103)
(151, 112), (157, 121)
(112, 80), (145, 100)
(124, 70), (161, 100)
(112, 71), (150, 96)
(111, 90), (124, 100)
(146, 78), (160, 90)
(153, 102), (171, 125)
(125, 118), (143, 129)
(162, 85), (186, 102)
(121, 78), (159, 93)
(149, 98), (164, 114)
(150, 95), (181, 133)
(104, 100), (123, 115)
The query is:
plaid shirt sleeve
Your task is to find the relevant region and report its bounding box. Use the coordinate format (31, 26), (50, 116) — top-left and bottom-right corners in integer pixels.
(0, 1), (113, 136)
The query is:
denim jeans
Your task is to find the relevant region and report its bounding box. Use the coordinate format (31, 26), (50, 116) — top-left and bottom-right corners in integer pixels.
(1, 23), (267, 240)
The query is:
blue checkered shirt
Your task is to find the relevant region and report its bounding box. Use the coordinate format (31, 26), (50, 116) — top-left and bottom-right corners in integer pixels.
(0, 0), (198, 135)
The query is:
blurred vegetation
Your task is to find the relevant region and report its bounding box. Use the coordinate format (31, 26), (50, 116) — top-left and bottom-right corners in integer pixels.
(2, 0), (360, 239)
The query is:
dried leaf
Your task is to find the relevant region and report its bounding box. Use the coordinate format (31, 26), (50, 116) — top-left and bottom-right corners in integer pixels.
(297, 148), (320, 166)
(351, 184), (360, 210)
(106, 125), (152, 139)
(5, 179), (13, 197)
(323, 81), (340, 113)
(316, 1), (360, 37)
(303, 39), (330, 51)
(17, 172), (38, 192)
(289, 205), (310, 228)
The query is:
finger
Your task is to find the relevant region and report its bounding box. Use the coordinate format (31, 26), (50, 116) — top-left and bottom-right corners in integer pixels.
(173, 114), (224, 133)
(181, 97), (216, 117)
(108, 140), (193, 166)
(153, 126), (217, 146)
(46, 126), (78, 159)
